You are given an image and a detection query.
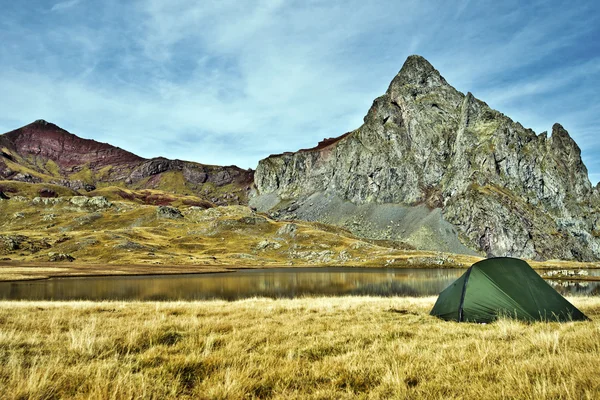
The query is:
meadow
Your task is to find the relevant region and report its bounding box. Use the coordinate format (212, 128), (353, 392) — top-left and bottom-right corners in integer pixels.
(1, 296), (599, 399)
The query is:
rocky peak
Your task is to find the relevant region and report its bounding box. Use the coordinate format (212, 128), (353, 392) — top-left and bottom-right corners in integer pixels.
(33, 119), (54, 127)
(252, 54), (600, 261)
(388, 55), (449, 89)
(550, 123), (581, 155)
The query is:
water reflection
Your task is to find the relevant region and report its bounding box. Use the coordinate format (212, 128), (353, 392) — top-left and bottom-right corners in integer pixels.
(0, 268), (464, 301)
(546, 280), (600, 296)
(0, 268), (598, 301)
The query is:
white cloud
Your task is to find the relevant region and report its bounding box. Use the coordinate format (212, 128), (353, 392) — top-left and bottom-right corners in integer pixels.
(473, 59), (600, 110)
(51, 0), (81, 12)
(0, 0), (598, 180)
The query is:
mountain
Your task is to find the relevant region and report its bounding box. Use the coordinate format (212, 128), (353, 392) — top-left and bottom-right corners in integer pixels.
(0, 120), (253, 205)
(251, 55), (600, 261)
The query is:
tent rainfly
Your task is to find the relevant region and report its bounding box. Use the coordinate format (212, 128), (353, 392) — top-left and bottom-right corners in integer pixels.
(430, 257), (589, 323)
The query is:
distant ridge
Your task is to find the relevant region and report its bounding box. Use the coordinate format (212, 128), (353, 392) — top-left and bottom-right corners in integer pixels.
(0, 120), (253, 205)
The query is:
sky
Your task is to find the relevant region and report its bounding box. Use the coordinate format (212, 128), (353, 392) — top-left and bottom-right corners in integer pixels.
(0, 0), (599, 184)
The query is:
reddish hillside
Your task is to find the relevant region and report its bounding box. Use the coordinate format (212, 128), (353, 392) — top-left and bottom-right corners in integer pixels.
(0, 120), (254, 205)
(1, 120), (143, 169)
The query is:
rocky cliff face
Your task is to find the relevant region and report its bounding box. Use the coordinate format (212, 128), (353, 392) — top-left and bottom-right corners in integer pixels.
(252, 55), (600, 261)
(0, 120), (253, 205)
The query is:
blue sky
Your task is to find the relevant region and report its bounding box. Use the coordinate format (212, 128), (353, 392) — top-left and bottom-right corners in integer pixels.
(0, 0), (599, 184)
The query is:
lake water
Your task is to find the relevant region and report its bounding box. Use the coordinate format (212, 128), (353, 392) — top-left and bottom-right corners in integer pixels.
(0, 267), (598, 301)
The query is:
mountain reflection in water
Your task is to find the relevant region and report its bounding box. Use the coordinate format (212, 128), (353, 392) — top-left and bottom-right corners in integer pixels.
(0, 267), (597, 301)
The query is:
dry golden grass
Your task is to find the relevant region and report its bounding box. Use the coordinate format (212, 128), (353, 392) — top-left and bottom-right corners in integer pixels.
(0, 296), (599, 399)
(1, 196), (598, 282)
(0, 197), (487, 281)
(0, 180), (78, 197)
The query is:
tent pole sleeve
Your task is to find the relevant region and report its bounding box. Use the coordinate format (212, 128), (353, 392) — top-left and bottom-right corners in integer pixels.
(458, 267), (473, 322)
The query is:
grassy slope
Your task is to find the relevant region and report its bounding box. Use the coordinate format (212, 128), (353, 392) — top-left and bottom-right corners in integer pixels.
(1, 147), (251, 205)
(0, 297), (599, 399)
(86, 186), (214, 207)
(0, 196), (481, 281)
(1, 194), (598, 281)
(0, 180), (79, 197)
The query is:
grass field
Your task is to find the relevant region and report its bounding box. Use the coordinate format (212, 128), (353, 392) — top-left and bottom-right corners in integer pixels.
(1, 296), (599, 399)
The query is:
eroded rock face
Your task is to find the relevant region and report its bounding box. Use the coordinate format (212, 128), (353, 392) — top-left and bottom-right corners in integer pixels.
(12, 173), (41, 183)
(253, 55), (599, 261)
(50, 180), (96, 192)
(127, 158), (184, 183)
(127, 158), (251, 187)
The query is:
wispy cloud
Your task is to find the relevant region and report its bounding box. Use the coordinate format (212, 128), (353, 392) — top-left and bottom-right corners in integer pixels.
(50, 0), (81, 12)
(0, 0), (599, 184)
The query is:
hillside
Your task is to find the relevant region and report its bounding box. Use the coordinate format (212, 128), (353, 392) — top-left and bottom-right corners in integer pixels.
(0, 193), (496, 280)
(0, 120), (253, 206)
(251, 55), (600, 261)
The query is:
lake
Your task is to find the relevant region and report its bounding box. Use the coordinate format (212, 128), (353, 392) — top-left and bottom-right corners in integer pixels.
(0, 267), (598, 301)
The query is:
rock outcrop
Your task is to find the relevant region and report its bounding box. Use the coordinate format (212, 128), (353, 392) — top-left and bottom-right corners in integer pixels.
(69, 196), (112, 210)
(252, 55), (600, 261)
(156, 206), (184, 219)
(126, 157), (250, 188)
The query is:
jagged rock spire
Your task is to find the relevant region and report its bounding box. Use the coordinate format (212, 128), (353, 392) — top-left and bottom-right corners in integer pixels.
(253, 54), (599, 261)
(389, 55), (449, 89)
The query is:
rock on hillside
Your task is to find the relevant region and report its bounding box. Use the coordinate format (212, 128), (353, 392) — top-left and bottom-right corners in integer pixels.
(252, 55), (600, 261)
(0, 120), (253, 205)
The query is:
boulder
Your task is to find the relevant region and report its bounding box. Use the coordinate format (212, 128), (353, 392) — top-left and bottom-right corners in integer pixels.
(70, 196), (112, 209)
(48, 252), (75, 262)
(256, 240), (282, 250)
(157, 206), (183, 219)
(277, 223), (298, 237)
(33, 197), (65, 206)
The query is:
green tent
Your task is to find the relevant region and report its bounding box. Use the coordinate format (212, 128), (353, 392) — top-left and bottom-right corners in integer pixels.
(430, 257), (588, 323)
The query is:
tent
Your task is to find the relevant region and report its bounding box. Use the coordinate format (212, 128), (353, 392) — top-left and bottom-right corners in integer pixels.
(430, 257), (588, 323)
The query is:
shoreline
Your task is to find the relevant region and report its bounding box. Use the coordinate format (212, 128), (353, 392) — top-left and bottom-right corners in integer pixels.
(543, 275), (600, 281)
(0, 261), (472, 282)
(2, 260), (600, 283)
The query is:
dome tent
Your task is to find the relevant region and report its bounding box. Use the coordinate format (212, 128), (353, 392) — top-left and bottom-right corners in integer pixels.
(430, 257), (588, 323)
